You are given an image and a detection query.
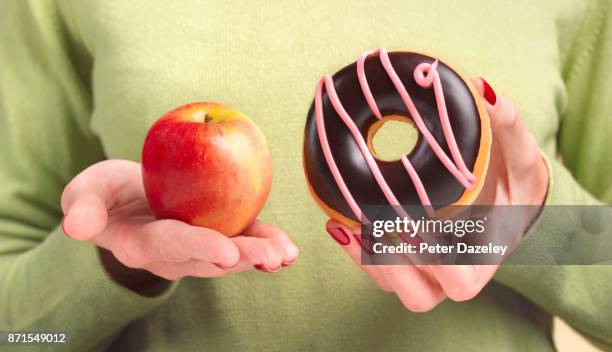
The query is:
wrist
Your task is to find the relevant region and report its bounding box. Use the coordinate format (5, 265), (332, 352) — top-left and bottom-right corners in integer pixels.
(97, 247), (172, 297)
(520, 153), (550, 238)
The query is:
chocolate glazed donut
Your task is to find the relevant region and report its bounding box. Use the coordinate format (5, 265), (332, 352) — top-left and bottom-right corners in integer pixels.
(303, 49), (491, 227)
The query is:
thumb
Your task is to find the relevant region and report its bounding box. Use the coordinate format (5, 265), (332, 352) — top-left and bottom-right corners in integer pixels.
(61, 192), (108, 241)
(60, 160), (142, 241)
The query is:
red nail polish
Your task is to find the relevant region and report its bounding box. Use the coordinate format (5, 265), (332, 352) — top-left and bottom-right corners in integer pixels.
(254, 264), (281, 273)
(213, 262), (238, 271)
(480, 77), (497, 106)
(353, 234), (374, 255)
(281, 258), (297, 267)
(326, 227), (350, 246)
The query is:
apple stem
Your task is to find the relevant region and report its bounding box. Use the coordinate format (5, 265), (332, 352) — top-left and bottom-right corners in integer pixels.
(204, 114), (212, 123)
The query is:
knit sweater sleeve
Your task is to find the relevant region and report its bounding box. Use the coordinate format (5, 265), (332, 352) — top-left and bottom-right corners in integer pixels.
(0, 0), (175, 350)
(495, 0), (612, 350)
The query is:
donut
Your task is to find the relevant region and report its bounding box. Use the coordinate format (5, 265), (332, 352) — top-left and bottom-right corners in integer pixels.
(303, 49), (491, 228)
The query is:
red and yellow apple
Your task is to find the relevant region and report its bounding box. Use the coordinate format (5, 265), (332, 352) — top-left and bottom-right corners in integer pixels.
(142, 102), (272, 237)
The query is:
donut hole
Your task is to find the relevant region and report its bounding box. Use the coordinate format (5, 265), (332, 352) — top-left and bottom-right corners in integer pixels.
(367, 115), (418, 162)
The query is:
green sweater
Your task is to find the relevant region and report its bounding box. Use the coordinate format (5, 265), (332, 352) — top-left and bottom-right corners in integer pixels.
(1, 0), (611, 351)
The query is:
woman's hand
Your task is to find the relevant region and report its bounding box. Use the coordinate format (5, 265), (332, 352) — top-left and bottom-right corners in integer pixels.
(61, 160), (298, 288)
(324, 77), (548, 312)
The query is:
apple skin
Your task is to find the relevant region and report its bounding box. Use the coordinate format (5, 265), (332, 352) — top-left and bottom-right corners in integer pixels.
(142, 102), (272, 237)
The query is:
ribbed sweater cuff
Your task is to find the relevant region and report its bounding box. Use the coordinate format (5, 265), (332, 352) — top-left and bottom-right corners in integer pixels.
(5, 227), (177, 349)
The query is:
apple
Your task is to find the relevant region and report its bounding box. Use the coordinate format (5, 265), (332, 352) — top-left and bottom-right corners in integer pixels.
(142, 102), (272, 237)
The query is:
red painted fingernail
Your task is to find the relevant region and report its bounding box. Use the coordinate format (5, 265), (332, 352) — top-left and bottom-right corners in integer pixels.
(353, 234), (374, 255)
(480, 77), (497, 106)
(281, 258), (297, 267)
(326, 227), (350, 246)
(213, 262), (238, 271)
(254, 264), (281, 273)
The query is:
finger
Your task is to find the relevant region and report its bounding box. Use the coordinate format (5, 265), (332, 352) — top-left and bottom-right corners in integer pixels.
(473, 265), (499, 288)
(242, 220), (299, 265)
(326, 220), (394, 292)
(60, 160), (143, 240)
(386, 265), (447, 312)
(231, 236), (284, 272)
(145, 260), (222, 280)
(471, 77), (531, 141)
(472, 77), (543, 169)
(108, 219), (240, 269)
(145, 259), (250, 280)
(428, 264), (497, 302)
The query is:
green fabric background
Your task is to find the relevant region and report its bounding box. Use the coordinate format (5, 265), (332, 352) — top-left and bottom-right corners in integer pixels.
(1, 0), (611, 351)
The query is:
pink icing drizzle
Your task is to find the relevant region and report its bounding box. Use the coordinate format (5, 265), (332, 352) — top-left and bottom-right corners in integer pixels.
(314, 48), (476, 222)
(321, 76), (410, 220)
(314, 79), (370, 223)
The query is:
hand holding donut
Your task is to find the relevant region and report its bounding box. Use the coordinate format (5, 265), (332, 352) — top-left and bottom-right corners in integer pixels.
(60, 160), (299, 293)
(325, 78), (548, 312)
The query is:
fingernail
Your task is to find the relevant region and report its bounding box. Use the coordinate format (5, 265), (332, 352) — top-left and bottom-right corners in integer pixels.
(353, 234), (374, 255)
(254, 264), (281, 273)
(281, 258), (297, 267)
(213, 262), (238, 271)
(480, 77), (497, 106)
(284, 244), (299, 261)
(326, 227), (350, 246)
